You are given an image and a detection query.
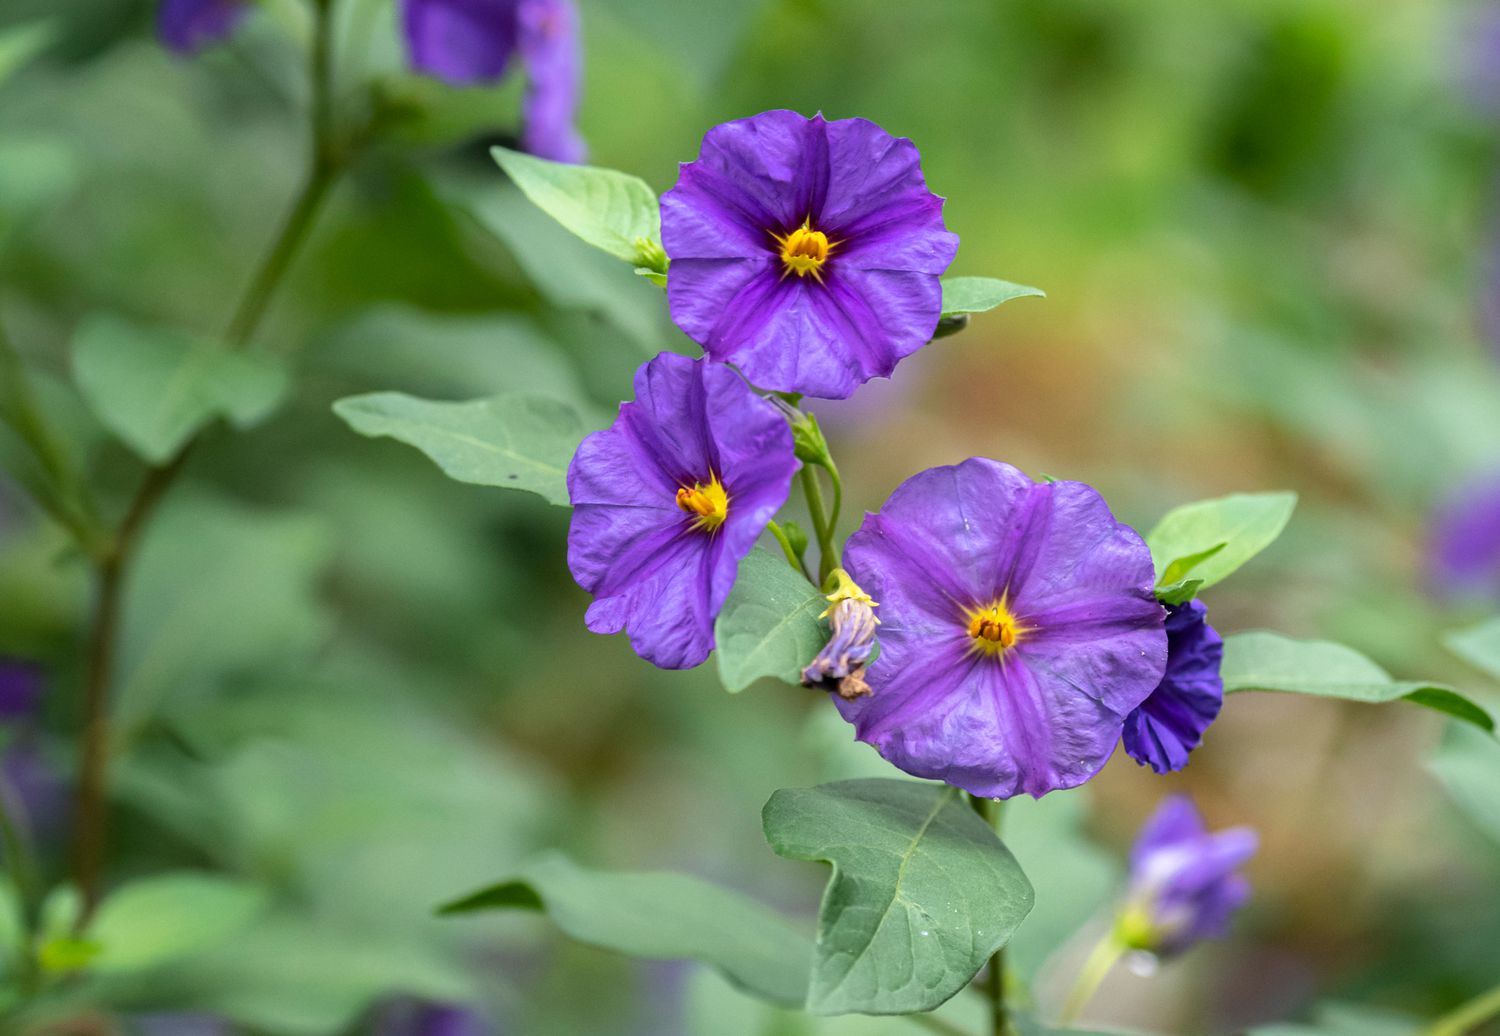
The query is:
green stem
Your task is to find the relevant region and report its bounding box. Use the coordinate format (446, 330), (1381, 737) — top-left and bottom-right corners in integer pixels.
(968, 794), (1006, 1036)
(69, 0), (347, 928)
(1417, 982), (1500, 1036)
(1058, 930), (1127, 1026)
(824, 457), (843, 549)
(765, 519), (810, 581)
(0, 771), (40, 989)
(799, 466), (840, 583)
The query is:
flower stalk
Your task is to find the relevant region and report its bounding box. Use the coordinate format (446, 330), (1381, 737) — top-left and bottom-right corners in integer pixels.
(968, 793), (1007, 1036)
(1416, 982), (1500, 1036)
(1058, 930), (1127, 1025)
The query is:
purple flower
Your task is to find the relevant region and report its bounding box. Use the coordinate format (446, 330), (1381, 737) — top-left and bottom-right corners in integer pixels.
(402, 0), (521, 85)
(1117, 796), (1257, 957)
(1429, 473), (1500, 600)
(374, 1000), (496, 1036)
(157, 0), (249, 55)
(518, 0), (586, 164)
(0, 661), (42, 722)
(834, 458), (1167, 798)
(802, 569), (879, 699)
(1121, 599), (1223, 774)
(660, 110), (960, 400)
(567, 353), (799, 669)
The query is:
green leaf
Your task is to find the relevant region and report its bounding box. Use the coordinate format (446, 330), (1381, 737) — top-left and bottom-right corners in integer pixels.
(715, 548), (827, 692)
(1429, 721), (1500, 847)
(939, 276), (1046, 317)
(71, 315), (288, 464)
(1445, 616), (1500, 684)
(1222, 632), (1494, 731)
(332, 391), (587, 506)
(0, 20), (53, 87)
(441, 852), (810, 1007)
(1146, 491), (1297, 589)
(762, 778), (1034, 1016)
(492, 145), (662, 267)
(88, 873), (268, 973)
(1155, 577), (1205, 606)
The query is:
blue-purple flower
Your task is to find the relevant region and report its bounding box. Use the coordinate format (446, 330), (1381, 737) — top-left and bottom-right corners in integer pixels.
(567, 353), (799, 669)
(1117, 796), (1257, 958)
(157, 0), (249, 55)
(401, 0), (585, 162)
(835, 458), (1167, 798)
(517, 0), (586, 163)
(374, 1000), (496, 1036)
(1428, 473), (1500, 600)
(660, 110), (960, 400)
(1121, 599), (1223, 774)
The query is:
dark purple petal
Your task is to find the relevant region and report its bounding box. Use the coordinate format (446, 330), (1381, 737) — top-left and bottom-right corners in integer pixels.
(0, 661), (42, 722)
(567, 353), (799, 669)
(157, 0), (249, 55)
(374, 1000), (496, 1036)
(518, 0), (585, 163)
(1124, 796), (1257, 957)
(1428, 472), (1500, 600)
(835, 458), (1167, 798)
(661, 110), (958, 399)
(402, 0), (520, 86)
(1122, 599), (1224, 774)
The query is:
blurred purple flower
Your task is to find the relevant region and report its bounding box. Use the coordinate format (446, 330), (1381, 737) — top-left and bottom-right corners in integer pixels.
(1121, 599), (1223, 774)
(1428, 473), (1500, 600)
(401, 0), (586, 162)
(567, 353), (799, 669)
(518, 0), (586, 163)
(660, 110), (959, 399)
(1458, 5), (1500, 110)
(156, 0), (249, 55)
(0, 661), (42, 721)
(374, 1000), (496, 1036)
(402, 0), (521, 86)
(835, 458), (1167, 798)
(132, 1013), (233, 1036)
(1118, 796), (1257, 957)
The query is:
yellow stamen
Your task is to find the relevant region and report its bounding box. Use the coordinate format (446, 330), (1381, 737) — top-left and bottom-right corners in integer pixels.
(675, 474), (729, 532)
(773, 218), (834, 281)
(819, 568), (879, 621)
(965, 600), (1023, 656)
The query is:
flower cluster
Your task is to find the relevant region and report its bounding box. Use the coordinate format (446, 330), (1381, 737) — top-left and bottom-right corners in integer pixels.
(157, 0), (585, 163)
(564, 110), (1232, 801)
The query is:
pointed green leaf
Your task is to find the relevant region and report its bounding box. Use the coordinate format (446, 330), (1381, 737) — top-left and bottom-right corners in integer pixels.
(715, 548), (827, 692)
(762, 778), (1034, 1016)
(492, 145), (662, 267)
(71, 316), (288, 464)
(1429, 721), (1500, 847)
(333, 391), (587, 506)
(1146, 491), (1296, 589)
(1222, 631), (1494, 731)
(1155, 577), (1205, 606)
(89, 873), (269, 974)
(441, 852), (811, 1007)
(940, 276), (1046, 317)
(1444, 616), (1500, 684)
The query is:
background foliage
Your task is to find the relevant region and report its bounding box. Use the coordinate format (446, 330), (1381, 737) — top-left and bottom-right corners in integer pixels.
(3, 0), (1500, 1033)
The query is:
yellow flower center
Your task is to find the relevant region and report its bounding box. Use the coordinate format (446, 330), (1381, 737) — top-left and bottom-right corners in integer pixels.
(774, 219), (834, 281)
(966, 601), (1022, 656)
(675, 475), (729, 532)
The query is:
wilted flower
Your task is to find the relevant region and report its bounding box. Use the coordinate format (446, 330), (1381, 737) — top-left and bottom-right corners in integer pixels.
(835, 458), (1167, 798)
(1428, 472), (1500, 600)
(401, 0), (586, 162)
(802, 569), (879, 699)
(157, 0), (249, 55)
(567, 353), (798, 669)
(1121, 599), (1223, 774)
(660, 110), (959, 399)
(1116, 796), (1257, 957)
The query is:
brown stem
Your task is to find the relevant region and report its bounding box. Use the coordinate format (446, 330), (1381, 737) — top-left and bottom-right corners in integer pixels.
(68, 0), (342, 924)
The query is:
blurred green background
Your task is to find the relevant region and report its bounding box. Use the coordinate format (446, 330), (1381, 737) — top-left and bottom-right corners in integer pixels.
(3, 0), (1500, 1033)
